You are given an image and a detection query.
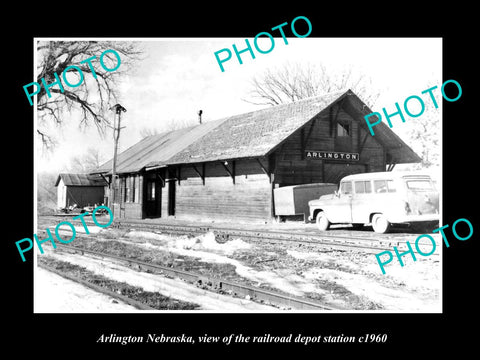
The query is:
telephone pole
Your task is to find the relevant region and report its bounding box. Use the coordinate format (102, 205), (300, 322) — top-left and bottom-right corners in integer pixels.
(109, 104), (127, 218)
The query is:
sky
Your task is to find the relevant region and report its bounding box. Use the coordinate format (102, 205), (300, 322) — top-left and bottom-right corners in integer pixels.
(35, 37), (442, 173)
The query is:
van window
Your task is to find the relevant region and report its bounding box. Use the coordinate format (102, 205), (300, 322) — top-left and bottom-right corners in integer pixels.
(406, 180), (434, 190)
(355, 181), (372, 194)
(340, 181), (352, 195)
(387, 180), (396, 193)
(374, 180), (387, 193)
(373, 180), (396, 193)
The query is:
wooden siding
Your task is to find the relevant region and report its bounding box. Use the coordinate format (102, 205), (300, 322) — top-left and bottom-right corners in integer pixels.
(57, 179), (66, 208)
(323, 163), (367, 184)
(109, 103), (389, 222)
(174, 159), (272, 222)
(273, 105), (386, 186)
(64, 186), (104, 208)
(122, 203), (142, 219)
(115, 174), (143, 219)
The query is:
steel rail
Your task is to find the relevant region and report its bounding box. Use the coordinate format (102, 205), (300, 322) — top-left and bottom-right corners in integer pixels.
(113, 220), (427, 254)
(38, 262), (156, 310)
(38, 215), (437, 254)
(56, 244), (339, 311)
(39, 215), (409, 242)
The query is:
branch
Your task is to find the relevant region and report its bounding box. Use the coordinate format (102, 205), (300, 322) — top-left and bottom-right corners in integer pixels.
(37, 129), (56, 150)
(35, 41), (143, 151)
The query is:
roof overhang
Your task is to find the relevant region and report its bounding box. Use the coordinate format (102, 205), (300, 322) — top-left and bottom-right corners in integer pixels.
(144, 164), (167, 172)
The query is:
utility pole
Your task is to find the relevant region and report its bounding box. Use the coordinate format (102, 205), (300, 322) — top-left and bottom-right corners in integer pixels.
(109, 104), (127, 218)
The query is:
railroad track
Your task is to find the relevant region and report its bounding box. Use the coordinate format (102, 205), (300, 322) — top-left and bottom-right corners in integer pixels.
(38, 215), (439, 254)
(112, 219), (435, 254)
(38, 262), (156, 310)
(53, 243), (338, 311)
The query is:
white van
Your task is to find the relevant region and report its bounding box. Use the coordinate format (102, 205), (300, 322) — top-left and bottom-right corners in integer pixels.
(308, 171), (439, 233)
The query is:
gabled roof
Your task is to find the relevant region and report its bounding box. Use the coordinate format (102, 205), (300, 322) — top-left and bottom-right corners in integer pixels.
(93, 90), (420, 175)
(343, 91), (421, 164)
(162, 90), (348, 166)
(55, 173), (107, 187)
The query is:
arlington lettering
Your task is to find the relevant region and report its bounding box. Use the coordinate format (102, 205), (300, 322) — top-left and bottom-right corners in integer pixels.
(306, 150), (359, 161)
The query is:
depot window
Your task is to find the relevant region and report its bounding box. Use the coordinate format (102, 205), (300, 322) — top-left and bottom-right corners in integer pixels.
(132, 176), (137, 202)
(121, 175), (139, 203)
(337, 122), (350, 137)
(147, 181), (155, 200)
(124, 177), (130, 202)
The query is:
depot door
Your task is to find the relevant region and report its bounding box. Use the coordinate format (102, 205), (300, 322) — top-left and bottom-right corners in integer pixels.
(168, 179), (175, 216)
(144, 177), (161, 218)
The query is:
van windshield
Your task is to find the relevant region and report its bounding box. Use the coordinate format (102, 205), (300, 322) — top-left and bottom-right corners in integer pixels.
(406, 180), (434, 190)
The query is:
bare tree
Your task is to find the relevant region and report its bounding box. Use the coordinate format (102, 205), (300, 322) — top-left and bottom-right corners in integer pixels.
(406, 117), (440, 169)
(139, 118), (199, 138)
(35, 41), (144, 149)
(404, 82), (441, 169)
(244, 62), (379, 108)
(37, 171), (58, 215)
(68, 147), (107, 173)
(245, 62), (441, 169)
(139, 127), (161, 138)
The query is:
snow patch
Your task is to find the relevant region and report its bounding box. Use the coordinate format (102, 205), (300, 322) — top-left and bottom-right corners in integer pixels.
(42, 251), (277, 312)
(125, 230), (171, 242)
(302, 267), (440, 312)
(124, 231), (313, 296)
(34, 267), (137, 313)
(125, 230), (251, 255)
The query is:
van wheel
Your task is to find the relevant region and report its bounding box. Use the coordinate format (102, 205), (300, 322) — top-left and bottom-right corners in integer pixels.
(316, 211), (330, 231)
(372, 214), (391, 233)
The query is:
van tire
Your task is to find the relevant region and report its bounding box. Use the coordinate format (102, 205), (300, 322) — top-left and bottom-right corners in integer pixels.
(372, 214), (391, 233)
(316, 211), (330, 231)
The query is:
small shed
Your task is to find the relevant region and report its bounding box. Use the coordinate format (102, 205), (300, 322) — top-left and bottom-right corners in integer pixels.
(55, 173), (107, 209)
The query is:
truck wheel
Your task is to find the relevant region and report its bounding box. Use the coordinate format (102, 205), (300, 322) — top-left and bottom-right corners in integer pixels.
(372, 214), (391, 233)
(316, 211), (330, 231)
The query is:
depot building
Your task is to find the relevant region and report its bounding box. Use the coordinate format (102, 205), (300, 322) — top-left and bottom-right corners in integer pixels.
(92, 89), (420, 223)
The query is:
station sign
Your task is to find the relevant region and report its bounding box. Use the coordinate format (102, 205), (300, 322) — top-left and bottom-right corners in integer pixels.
(305, 150), (360, 161)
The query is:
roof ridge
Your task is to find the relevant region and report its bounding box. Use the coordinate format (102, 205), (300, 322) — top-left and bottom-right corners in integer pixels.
(93, 88), (419, 173)
(219, 88), (353, 120)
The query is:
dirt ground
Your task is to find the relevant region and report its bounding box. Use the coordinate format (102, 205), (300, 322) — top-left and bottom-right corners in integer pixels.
(43, 224), (441, 312)
(35, 266), (138, 312)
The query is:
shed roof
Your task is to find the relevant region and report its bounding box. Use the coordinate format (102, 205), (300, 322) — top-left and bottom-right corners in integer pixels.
(94, 90), (420, 175)
(55, 173), (107, 187)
